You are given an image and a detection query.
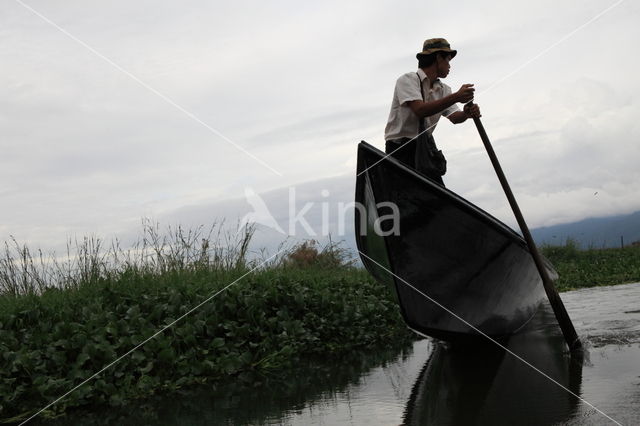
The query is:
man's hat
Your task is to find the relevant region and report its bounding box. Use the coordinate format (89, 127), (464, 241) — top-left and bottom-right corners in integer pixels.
(416, 38), (457, 59)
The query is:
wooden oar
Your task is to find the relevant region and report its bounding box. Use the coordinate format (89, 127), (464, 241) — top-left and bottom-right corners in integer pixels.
(469, 108), (582, 352)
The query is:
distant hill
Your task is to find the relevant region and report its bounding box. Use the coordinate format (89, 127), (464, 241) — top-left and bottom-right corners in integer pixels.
(531, 211), (640, 249)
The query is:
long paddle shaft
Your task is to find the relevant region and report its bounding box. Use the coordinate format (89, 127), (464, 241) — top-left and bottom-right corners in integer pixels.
(471, 114), (582, 352)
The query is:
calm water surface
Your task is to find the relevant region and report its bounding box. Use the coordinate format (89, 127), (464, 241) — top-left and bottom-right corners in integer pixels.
(49, 282), (640, 425)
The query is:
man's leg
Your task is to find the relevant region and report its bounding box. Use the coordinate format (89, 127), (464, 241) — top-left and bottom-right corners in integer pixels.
(385, 138), (416, 169)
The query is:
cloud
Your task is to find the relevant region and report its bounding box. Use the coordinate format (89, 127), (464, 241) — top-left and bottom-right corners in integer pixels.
(441, 75), (640, 228)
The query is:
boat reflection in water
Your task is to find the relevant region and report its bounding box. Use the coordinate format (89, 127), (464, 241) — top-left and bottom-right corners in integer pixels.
(403, 303), (584, 425)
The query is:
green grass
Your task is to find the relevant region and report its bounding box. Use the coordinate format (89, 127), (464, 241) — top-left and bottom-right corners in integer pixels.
(0, 224), (412, 422)
(541, 239), (640, 291)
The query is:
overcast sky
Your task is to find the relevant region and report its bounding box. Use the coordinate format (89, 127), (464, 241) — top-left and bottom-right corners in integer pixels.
(1, 0), (638, 254)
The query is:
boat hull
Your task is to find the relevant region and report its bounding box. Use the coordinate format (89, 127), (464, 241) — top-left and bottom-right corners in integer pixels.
(355, 141), (550, 341)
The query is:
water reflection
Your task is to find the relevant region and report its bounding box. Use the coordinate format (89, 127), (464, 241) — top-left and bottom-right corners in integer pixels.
(40, 339), (417, 425)
(403, 304), (584, 425)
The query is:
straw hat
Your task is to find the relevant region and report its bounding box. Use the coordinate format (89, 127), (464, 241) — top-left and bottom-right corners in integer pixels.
(416, 38), (457, 59)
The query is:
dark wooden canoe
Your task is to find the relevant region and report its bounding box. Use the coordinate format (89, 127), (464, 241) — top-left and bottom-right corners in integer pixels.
(354, 141), (555, 341)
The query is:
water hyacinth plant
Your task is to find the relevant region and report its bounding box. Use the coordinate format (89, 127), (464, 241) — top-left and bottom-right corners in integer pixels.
(541, 238), (640, 291)
(0, 221), (411, 422)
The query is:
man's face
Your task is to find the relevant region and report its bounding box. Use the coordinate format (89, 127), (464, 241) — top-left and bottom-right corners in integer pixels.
(437, 54), (452, 78)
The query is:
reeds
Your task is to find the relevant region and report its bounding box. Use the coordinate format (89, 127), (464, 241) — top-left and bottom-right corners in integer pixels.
(0, 219), (256, 297)
(0, 220), (356, 297)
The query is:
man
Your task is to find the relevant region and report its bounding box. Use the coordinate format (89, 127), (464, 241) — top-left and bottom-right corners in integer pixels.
(384, 38), (481, 184)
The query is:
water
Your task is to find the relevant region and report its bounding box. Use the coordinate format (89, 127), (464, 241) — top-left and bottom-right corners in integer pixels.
(46, 283), (640, 425)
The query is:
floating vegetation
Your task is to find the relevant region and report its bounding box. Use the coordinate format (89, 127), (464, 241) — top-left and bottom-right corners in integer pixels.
(541, 239), (640, 291)
(0, 222), (411, 422)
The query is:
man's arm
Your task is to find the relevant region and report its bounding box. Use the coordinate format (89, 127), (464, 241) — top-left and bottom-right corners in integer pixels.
(407, 94), (459, 119)
(407, 84), (475, 119)
(447, 111), (469, 124)
(447, 102), (481, 124)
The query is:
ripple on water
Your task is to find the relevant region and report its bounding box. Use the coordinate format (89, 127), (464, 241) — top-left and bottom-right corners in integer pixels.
(562, 282), (640, 347)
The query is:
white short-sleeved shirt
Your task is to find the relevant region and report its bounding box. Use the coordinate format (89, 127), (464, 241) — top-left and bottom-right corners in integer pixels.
(384, 68), (460, 140)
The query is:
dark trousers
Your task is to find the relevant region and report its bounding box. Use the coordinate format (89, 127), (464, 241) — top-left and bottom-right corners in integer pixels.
(385, 137), (416, 168)
(385, 138), (445, 186)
